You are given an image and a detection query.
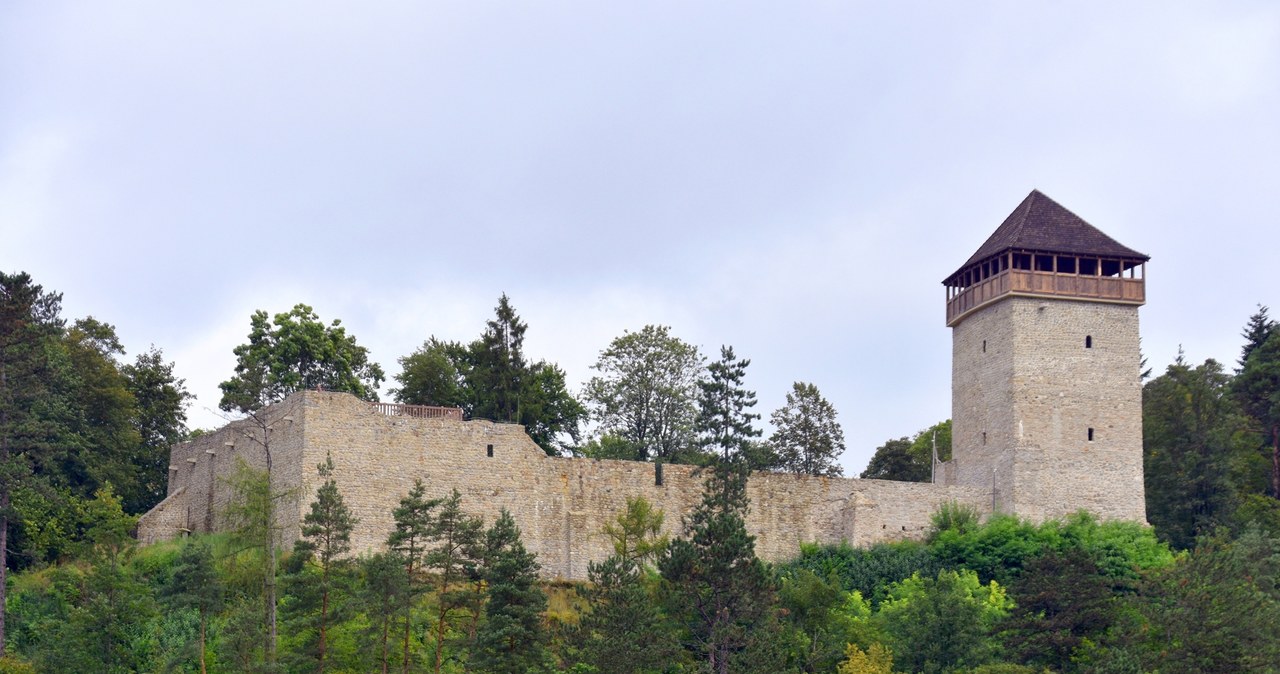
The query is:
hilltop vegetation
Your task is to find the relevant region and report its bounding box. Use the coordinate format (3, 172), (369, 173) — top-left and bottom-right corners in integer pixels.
(4, 270), (1280, 671)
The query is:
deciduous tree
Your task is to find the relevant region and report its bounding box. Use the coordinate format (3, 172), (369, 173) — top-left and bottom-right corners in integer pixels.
(584, 325), (704, 461)
(219, 303), (384, 413)
(769, 381), (846, 477)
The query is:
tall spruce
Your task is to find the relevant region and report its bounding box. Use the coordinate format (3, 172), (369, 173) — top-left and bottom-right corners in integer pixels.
(1238, 304), (1277, 372)
(1143, 353), (1247, 547)
(471, 509), (549, 674)
(1237, 330), (1280, 499)
(290, 454), (358, 673)
(387, 480), (440, 674)
(659, 461), (779, 674)
(470, 294), (528, 423)
(694, 346), (761, 462)
(769, 381), (846, 476)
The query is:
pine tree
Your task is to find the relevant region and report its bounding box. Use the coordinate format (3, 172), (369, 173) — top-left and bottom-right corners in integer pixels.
(694, 346), (762, 462)
(471, 509), (549, 673)
(576, 555), (681, 674)
(289, 455), (358, 673)
(162, 542), (224, 674)
(386, 480), (440, 674)
(424, 488), (484, 674)
(659, 462), (779, 674)
(357, 552), (408, 674)
(769, 381), (846, 476)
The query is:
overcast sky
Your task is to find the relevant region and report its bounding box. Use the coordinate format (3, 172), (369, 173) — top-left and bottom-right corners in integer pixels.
(3, 2), (1278, 475)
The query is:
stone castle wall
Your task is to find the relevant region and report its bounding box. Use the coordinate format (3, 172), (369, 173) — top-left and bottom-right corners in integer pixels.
(141, 391), (991, 579)
(948, 296), (1146, 523)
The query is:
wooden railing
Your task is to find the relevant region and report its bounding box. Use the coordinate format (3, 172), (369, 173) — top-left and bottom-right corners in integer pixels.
(369, 402), (464, 421)
(947, 269), (1144, 325)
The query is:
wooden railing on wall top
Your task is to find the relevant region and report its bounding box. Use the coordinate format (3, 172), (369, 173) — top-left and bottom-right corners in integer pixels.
(369, 402), (464, 421)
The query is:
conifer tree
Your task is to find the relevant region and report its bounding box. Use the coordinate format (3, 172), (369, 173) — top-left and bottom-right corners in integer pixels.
(289, 455), (358, 673)
(769, 381), (846, 476)
(387, 480), (440, 674)
(1238, 304), (1277, 372)
(357, 552), (408, 674)
(424, 488), (484, 674)
(1237, 331), (1280, 499)
(163, 542), (224, 674)
(470, 294), (528, 423)
(659, 461), (779, 674)
(695, 346), (762, 462)
(576, 555), (681, 674)
(471, 509), (549, 674)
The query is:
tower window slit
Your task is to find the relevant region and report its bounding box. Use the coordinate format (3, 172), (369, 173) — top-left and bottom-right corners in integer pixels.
(1085, 335), (1092, 348)
(1087, 428), (1094, 442)
(486, 444), (493, 457)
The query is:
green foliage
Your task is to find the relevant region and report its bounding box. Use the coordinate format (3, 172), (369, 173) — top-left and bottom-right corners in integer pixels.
(219, 303), (385, 412)
(1000, 549), (1116, 671)
(694, 345), (762, 462)
(392, 337), (468, 408)
(1143, 353), (1252, 548)
(601, 496), (668, 569)
(387, 479), (440, 673)
(659, 461), (781, 673)
(120, 346), (193, 513)
(285, 454), (358, 671)
(472, 509), (550, 673)
(909, 419), (952, 465)
(162, 541), (223, 673)
(424, 487), (485, 674)
(930, 513), (1173, 585)
(768, 381), (846, 477)
(873, 569), (1011, 674)
(1236, 329), (1280, 498)
(784, 541), (941, 606)
(583, 325), (704, 462)
(927, 501), (982, 543)
(778, 568), (875, 673)
(860, 437), (927, 482)
(575, 556), (681, 674)
(1123, 527), (1280, 673)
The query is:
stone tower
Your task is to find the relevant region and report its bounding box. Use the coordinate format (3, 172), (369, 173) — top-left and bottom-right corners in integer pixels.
(941, 190), (1148, 522)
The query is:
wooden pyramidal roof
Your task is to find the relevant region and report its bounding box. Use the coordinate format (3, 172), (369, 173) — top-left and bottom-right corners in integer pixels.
(945, 190), (1149, 284)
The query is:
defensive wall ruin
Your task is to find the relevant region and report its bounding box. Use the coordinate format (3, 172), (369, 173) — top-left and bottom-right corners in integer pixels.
(138, 391), (992, 579)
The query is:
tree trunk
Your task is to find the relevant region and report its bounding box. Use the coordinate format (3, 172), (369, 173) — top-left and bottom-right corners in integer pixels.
(1271, 425), (1279, 499)
(319, 565), (329, 674)
(0, 399), (9, 659)
(380, 610), (390, 674)
(264, 439), (278, 666)
(199, 610), (208, 674)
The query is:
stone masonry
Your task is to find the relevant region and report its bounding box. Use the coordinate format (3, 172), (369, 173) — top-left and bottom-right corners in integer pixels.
(138, 391), (993, 580)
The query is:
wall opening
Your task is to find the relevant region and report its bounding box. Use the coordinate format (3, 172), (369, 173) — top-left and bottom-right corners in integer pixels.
(486, 444), (493, 457)
(1085, 335), (1093, 348)
(982, 432), (987, 445)
(655, 461), (663, 486)
(982, 339), (986, 353)
(1087, 428), (1094, 442)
